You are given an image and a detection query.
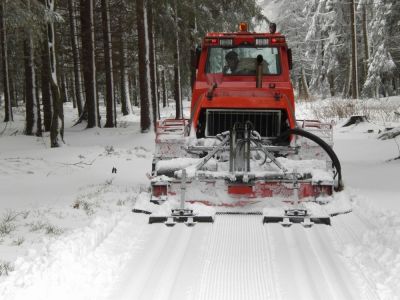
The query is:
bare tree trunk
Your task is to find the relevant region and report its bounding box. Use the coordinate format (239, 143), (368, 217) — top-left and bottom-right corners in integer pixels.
(394, 76), (400, 95)
(147, 0), (158, 128)
(162, 68), (167, 107)
(119, 27), (131, 116)
(301, 68), (310, 100)
(344, 56), (352, 98)
(0, 2), (12, 122)
(46, 0), (64, 147)
(24, 25), (37, 136)
(156, 66), (161, 117)
(41, 40), (52, 131)
(173, 0), (182, 119)
(80, 0), (98, 128)
(350, 0), (359, 99)
(68, 0), (83, 116)
(9, 76), (16, 107)
(101, 0), (115, 127)
(60, 54), (68, 103)
(129, 71), (138, 106)
(131, 71), (139, 107)
(398, 76), (400, 95)
(362, 5), (369, 84)
(136, 0), (151, 132)
(69, 74), (77, 108)
(298, 77), (303, 99)
(189, 0), (197, 90)
(328, 72), (335, 97)
(35, 66), (42, 137)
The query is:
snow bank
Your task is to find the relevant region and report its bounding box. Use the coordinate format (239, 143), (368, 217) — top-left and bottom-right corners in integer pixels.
(325, 192), (352, 215)
(132, 192), (159, 213)
(342, 195), (400, 298)
(0, 212), (127, 300)
(296, 96), (400, 125)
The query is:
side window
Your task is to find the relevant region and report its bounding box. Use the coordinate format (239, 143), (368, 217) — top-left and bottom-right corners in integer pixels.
(205, 48), (224, 73)
(264, 48), (280, 74)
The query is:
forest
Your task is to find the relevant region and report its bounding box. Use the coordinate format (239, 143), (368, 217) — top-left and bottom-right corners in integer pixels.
(0, 1), (400, 296)
(274, 0), (400, 101)
(0, 0), (399, 146)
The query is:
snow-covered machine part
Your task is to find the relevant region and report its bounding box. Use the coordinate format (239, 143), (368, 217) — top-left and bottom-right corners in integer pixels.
(136, 23), (348, 226)
(148, 169), (214, 226)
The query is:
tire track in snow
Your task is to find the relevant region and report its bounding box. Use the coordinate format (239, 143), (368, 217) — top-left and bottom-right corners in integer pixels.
(87, 213), (150, 298)
(268, 225), (303, 299)
(167, 224), (212, 300)
(107, 221), (174, 300)
(352, 207), (380, 230)
(335, 214), (383, 271)
(137, 225), (194, 300)
(305, 225), (360, 300)
(282, 226), (333, 300)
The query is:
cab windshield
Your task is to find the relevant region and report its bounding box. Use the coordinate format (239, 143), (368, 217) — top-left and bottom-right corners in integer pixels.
(205, 47), (281, 75)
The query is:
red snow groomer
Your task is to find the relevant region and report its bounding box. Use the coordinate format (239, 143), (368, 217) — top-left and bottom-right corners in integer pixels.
(139, 23), (345, 227)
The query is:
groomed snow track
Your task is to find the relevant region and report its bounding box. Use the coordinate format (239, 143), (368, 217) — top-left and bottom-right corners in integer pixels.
(1, 212), (389, 300)
(107, 213), (382, 300)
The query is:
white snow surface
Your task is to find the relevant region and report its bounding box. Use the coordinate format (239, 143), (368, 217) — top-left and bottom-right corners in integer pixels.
(0, 97), (400, 299)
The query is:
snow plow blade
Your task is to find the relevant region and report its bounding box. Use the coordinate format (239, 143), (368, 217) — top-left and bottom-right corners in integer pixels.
(148, 209), (214, 226)
(148, 215), (214, 224)
(263, 206), (331, 226)
(263, 216), (331, 226)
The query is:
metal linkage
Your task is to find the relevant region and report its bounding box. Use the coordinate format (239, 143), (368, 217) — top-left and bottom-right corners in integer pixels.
(165, 170), (196, 226)
(187, 145), (296, 154)
(242, 128), (288, 173)
(183, 124), (292, 180)
(282, 171), (310, 227)
(194, 134), (230, 172)
(230, 122), (251, 172)
(228, 123), (289, 174)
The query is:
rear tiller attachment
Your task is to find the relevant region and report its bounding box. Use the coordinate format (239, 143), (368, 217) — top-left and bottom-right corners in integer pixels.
(142, 121), (342, 227)
(148, 169), (214, 226)
(262, 173), (331, 227)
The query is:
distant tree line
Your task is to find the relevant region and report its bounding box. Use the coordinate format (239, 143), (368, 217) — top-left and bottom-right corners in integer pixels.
(0, 0), (262, 146)
(273, 0), (400, 100)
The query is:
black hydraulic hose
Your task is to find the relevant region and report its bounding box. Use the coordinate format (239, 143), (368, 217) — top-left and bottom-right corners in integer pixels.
(279, 128), (344, 191)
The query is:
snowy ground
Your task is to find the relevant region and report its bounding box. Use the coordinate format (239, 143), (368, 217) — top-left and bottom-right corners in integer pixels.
(0, 97), (399, 300)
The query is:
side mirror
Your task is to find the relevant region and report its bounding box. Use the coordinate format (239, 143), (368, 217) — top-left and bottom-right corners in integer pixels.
(287, 48), (293, 70)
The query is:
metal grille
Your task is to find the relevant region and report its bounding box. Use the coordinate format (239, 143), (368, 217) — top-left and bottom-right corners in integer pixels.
(205, 109), (282, 138)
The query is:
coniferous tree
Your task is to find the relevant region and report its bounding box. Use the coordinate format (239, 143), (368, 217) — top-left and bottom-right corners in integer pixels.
(41, 40), (52, 132)
(119, 18), (132, 116)
(350, 0), (359, 99)
(67, 0), (83, 117)
(362, 0), (396, 97)
(147, 0), (158, 128)
(46, 0), (64, 147)
(136, 0), (151, 132)
(80, 0), (98, 128)
(101, 0), (115, 127)
(173, 0), (182, 119)
(24, 20), (37, 135)
(0, 1), (12, 122)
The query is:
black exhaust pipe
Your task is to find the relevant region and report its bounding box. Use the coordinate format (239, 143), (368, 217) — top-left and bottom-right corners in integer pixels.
(256, 55), (263, 88)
